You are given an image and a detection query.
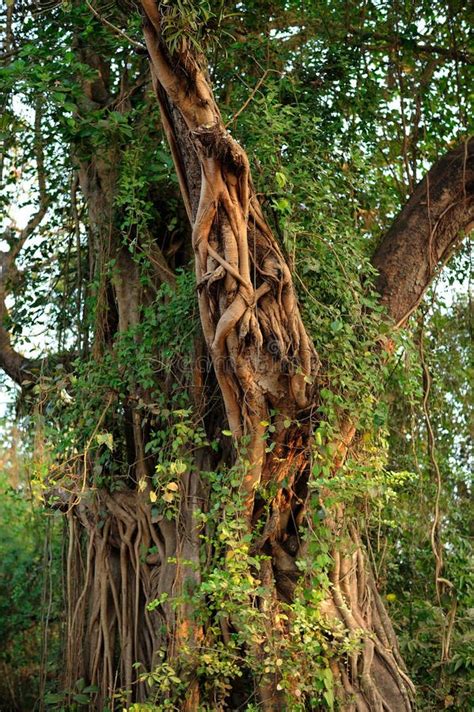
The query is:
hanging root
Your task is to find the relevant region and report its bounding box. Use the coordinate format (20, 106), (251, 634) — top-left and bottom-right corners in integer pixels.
(141, 5), (320, 520)
(63, 483), (203, 708)
(323, 526), (416, 711)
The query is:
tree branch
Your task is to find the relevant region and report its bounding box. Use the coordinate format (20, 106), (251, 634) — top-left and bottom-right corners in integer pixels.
(372, 138), (474, 326)
(0, 100), (50, 385)
(351, 29), (473, 64)
(0, 249), (34, 385)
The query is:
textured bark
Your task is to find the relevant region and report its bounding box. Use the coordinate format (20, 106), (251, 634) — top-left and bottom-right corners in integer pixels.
(64, 469), (206, 707)
(140, 6), (320, 541)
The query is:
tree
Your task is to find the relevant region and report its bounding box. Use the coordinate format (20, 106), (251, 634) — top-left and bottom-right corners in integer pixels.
(0, 1), (472, 710)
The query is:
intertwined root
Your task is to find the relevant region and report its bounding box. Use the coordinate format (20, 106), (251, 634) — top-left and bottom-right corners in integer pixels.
(65, 486), (202, 708)
(142, 9), (319, 519)
(325, 526), (415, 711)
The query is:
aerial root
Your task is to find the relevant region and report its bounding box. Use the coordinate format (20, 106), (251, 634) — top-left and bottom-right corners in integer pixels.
(64, 491), (197, 707)
(323, 529), (415, 711)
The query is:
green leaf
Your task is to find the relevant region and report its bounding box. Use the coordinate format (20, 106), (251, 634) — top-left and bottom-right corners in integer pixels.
(323, 688), (334, 708)
(96, 432), (114, 451)
(73, 693), (91, 704)
(273, 197), (291, 213)
(275, 171), (287, 188)
(44, 693), (65, 704)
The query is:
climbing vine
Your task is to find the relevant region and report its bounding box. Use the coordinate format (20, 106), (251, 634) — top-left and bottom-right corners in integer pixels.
(0, 1), (472, 710)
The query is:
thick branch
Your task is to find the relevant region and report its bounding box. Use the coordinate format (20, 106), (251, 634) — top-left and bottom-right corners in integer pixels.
(0, 245), (40, 385)
(0, 219), (48, 386)
(0, 326), (31, 385)
(0, 99), (50, 385)
(372, 138), (474, 326)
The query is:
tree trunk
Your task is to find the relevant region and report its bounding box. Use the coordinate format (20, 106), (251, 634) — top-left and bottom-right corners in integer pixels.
(136, 3), (427, 709)
(2, 4), (472, 710)
(61, 38), (209, 708)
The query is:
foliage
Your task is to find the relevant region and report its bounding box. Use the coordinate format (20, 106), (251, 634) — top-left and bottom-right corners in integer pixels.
(0, 432), (63, 710)
(0, 0), (472, 710)
(376, 291), (474, 711)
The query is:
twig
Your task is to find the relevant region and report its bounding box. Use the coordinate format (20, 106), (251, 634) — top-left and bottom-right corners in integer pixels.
(74, 392), (114, 502)
(85, 0), (146, 52)
(225, 70), (270, 128)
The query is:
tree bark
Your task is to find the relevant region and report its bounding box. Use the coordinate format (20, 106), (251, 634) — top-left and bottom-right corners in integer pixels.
(141, 1), (319, 516)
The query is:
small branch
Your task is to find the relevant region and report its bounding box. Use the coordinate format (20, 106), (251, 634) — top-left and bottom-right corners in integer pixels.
(85, 0), (146, 52)
(224, 70), (271, 128)
(417, 321), (445, 603)
(0, 48), (19, 62)
(349, 27), (473, 64)
(35, 97), (47, 202)
(10, 100), (50, 261)
(142, 227), (176, 287)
